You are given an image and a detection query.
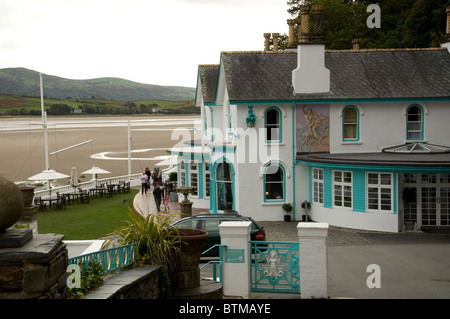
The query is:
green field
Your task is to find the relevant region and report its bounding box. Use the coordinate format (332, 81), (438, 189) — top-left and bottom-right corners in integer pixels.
(0, 94), (197, 115)
(36, 189), (139, 240)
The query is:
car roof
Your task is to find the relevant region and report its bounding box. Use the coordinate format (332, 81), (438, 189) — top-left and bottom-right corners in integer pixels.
(174, 213), (262, 227)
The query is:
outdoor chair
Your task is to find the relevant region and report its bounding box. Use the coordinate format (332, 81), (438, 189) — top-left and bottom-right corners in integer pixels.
(53, 196), (66, 210)
(34, 197), (47, 211)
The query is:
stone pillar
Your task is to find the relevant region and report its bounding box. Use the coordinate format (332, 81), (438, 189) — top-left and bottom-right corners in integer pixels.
(297, 222), (329, 299)
(287, 19), (297, 49)
(272, 33), (279, 52)
(219, 221), (251, 298)
(264, 33), (271, 51)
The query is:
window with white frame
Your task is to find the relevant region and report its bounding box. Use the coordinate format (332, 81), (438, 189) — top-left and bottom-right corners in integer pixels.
(333, 171), (352, 208)
(312, 168), (324, 204)
(367, 173), (393, 212)
(264, 163), (285, 201)
(343, 106), (358, 141)
(180, 161), (186, 187)
(406, 105), (423, 140)
(190, 161), (198, 196)
(204, 161), (210, 197)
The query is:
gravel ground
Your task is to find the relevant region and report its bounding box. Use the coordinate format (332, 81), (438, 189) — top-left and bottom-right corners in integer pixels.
(259, 221), (450, 246)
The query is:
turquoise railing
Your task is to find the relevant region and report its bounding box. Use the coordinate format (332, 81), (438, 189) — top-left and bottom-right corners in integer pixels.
(68, 244), (136, 275)
(200, 244), (227, 283)
(250, 241), (300, 294)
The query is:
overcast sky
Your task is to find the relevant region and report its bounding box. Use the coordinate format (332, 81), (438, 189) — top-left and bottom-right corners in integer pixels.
(0, 0), (290, 88)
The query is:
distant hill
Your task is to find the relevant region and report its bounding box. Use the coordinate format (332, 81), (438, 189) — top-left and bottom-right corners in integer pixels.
(0, 67), (196, 101)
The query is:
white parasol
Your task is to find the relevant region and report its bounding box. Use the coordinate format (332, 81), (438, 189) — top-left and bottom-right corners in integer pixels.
(82, 165), (111, 187)
(28, 169), (70, 198)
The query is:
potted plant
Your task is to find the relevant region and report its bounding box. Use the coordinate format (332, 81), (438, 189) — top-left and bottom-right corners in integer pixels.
(301, 200), (311, 221)
(282, 203), (293, 222)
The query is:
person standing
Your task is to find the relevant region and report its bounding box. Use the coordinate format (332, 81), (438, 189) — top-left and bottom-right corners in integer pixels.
(153, 184), (163, 212)
(145, 167), (151, 192)
(140, 171), (148, 195)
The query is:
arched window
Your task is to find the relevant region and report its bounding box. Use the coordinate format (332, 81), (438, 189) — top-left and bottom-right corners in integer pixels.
(265, 107), (281, 142)
(407, 105), (423, 140)
(264, 163), (285, 201)
(216, 162), (233, 211)
(343, 106), (359, 141)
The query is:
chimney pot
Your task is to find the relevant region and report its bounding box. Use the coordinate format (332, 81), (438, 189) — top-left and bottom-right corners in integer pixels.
(287, 19), (297, 49)
(299, 5), (310, 43)
(272, 33), (280, 52)
(352, 38), (362, 50)
(445, 6), (450, 42)
(264, 33), (271, 51)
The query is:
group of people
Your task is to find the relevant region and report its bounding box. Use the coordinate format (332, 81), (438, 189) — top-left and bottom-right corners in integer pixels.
(140, 166), (169, 212)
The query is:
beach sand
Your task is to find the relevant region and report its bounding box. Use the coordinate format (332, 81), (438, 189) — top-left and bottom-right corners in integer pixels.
(0, 115), (199, 183)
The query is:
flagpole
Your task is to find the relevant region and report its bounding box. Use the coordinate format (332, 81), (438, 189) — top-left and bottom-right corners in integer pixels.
(40, 73), (49, 171)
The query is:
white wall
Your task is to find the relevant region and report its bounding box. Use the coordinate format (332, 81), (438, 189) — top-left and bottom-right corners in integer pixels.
(330, 101), (450, 154)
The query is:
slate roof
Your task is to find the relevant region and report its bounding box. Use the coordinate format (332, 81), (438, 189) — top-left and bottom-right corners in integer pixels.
(218, 48), (450, 102)
(198, 64), (219, 104)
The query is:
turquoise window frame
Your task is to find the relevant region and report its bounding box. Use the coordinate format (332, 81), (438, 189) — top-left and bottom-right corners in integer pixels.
(342, 105), (360, 142)
(263, 162), (286, 202)
(265, 106), (282, 144)
(211, 157), (235, 213)
(406, 104), (424, 141)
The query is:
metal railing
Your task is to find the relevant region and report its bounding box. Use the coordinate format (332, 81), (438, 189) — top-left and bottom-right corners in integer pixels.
(200, 244), (227, 283)
(68, 244), (136, 275)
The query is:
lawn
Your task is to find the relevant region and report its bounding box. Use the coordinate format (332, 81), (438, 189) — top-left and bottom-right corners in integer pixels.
(36, 189), (138, 240)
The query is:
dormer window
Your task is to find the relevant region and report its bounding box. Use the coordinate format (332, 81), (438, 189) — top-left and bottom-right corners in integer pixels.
(407, 105), (423, 140)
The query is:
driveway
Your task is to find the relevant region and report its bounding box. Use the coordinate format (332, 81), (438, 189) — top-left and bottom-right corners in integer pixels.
(260, 222), (450, 299)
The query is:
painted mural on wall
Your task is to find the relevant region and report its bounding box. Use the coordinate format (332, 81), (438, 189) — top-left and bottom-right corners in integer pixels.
(296, 104), (330, 153)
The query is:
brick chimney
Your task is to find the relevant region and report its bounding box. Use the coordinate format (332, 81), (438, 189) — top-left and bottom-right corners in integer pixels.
(442, 6), (450, 52)
(292, 5), (330, 94)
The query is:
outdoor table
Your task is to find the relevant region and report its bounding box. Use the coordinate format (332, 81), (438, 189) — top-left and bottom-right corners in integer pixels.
(41, 198), (61, 210)
(89, 188), (104, 199)
(64, 193), (81, 205)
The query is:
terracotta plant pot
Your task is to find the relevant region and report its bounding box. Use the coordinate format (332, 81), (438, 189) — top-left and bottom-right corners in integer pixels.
(169, 228), (209, 289)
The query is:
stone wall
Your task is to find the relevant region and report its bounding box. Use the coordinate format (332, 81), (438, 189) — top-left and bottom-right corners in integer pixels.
(0, 233), (68, 299)
(85, 265), (161, 299)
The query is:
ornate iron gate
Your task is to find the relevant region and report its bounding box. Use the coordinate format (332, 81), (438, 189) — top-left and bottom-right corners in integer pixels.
(250, 241), (300, 294)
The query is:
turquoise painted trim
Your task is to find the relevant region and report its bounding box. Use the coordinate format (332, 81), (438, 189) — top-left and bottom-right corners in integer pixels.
(323, 168), (332, 209)
(263, 162), (286, 203)
(211, 145), (236, 153)
(406, 104), (424, 141)
(297, 160), (450, 173)
(352, 170), (366, 212)
(292, 102), (296, 220)
(308, 166), (312, 204)
(198, 161), (204, 199)
(264, 106), (283, 144)
(230, 96), (450, 105)
(393, 173), (398, 214)
(342, 105), (360, 142)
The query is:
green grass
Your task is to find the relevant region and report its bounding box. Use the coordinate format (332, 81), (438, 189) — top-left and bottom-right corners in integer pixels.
(37, 189), (139, 240)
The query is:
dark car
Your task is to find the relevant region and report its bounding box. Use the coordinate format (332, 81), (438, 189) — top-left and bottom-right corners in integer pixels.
(172, 213), (266, 257)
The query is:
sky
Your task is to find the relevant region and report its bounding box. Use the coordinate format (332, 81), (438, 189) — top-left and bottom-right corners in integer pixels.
(0, 0), (291, 88)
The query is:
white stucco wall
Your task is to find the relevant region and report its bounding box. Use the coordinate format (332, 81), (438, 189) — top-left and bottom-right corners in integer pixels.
(330, 101), (450, 154)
